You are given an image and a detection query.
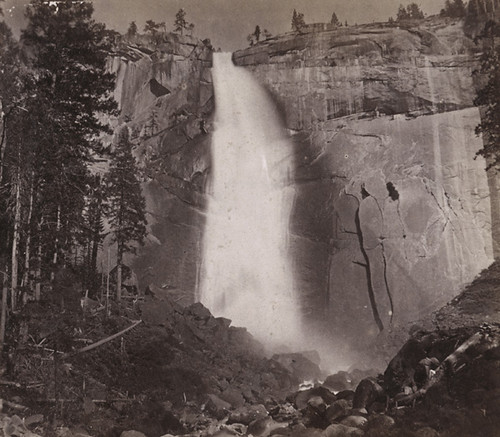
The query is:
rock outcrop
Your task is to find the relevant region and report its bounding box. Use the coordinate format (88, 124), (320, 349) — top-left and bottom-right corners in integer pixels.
(233, 17), (494, 346)
(109, 19), (495, 354)
(107, 33), (214, 300)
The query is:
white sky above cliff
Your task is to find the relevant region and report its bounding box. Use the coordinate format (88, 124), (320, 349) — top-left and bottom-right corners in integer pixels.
(3, 0), (445, 51)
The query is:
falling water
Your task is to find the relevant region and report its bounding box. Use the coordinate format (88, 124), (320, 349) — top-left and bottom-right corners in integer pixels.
(199, 53), (301, 349)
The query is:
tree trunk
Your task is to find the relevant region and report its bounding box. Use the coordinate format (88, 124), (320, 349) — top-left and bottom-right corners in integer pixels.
(11, 179), (21, 312)
(0, 266), (8, 360)
(22, 176), (34, 289)
(35, 218), (43, 301)
(84, 239), (91, 289)
(105, 245), (110, 316)
(0, 100), (6, 185)
(116, 244), (122, 302)
(90, 236), (99, 290)
(90, 199), (102, 291)
(51, 205), (61, 282)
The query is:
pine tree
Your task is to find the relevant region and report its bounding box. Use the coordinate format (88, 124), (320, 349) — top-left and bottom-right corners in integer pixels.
(396, 4), (410, 20)
(80, 174), (106, 294)
(247, 25), (262, 46)
(106, 128), (147, 302)
(174, 8), (192, 35)
(21, 0), (117, 285)
(331, 12), (340, 26)
(291, 9), (306, 32)
(127, 21), (138, 38)
(396, 3), (425, 20)
(407, 3), (425, 19)
(144, 20), (165, 44)
(474, 21), (500, 169)
(145, 110), (159, 138)
(254, 25), (261, 42)
(0, 20), (33, 310)
(441, 0), (467, 17)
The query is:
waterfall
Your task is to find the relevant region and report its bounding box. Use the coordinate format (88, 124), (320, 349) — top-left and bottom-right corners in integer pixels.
(199, 53), (301, 349)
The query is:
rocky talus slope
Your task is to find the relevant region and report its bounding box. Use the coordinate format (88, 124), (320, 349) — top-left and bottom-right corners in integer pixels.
(1, 261), (499, 437)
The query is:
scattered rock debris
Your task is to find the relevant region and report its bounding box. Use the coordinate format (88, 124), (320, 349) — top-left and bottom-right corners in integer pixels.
(1, 262), (500, 436)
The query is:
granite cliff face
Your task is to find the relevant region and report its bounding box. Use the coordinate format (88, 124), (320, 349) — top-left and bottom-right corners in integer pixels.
(233, 17), (494, 345)
(110, 19), (495, 352)
(107, 33), (213, 304)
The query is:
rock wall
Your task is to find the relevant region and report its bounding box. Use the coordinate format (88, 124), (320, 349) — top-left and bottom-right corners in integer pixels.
(233, 17), (494, 345)
(107, 33), (213, 303)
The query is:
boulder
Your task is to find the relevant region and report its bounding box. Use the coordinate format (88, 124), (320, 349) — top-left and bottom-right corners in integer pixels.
(0, 415), (41, 437)
(325, 399), (351, 424)
(414, 427), (439, 437)
(120, 432), (147, 437)
(272, 352), (323, 382)
(220, 423), (247, 435)
(220, 387), (246, 408)
(323, 423), (365, 437)
(286, 424), (324, 437)
(335, 390), (355, 402)
(295, 387), (337, 410)
(205, 394), (231, 420)
(186, 302), (212, 321)
(323, 372), (353, 392)
(352, 378), (385, 409)
(308, 395), (327, 412)
(270, 402), (299, 422)
(303, 395), (330, 428)
(340, 416), (367, 428)
(24, 414), (44, 427)
(364, 414), (395, 434)
(228, 404), (268, 425)
(248, 417), (288, 437)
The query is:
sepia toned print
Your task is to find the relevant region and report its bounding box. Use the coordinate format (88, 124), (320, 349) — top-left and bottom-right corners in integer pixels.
(0, 1), (499, 436)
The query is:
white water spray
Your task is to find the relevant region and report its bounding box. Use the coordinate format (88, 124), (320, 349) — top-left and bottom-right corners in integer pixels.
(199, 53), (301, 349)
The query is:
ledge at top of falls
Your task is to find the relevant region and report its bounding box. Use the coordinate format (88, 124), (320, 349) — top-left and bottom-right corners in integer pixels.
(112, 32), (213, 64)
(233, 17), (478, 69)
(107, 32), (213, 125)
(232, 16), (480, 119)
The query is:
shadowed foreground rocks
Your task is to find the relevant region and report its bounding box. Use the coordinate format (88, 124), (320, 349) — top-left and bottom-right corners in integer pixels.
(1, 262), (500, 436)
(0, 277), (319, 436)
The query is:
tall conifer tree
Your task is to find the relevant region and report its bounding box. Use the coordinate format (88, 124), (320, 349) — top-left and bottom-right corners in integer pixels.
(475, 20), (500, 169)
(21, 0), (117, 281)
(106, 128), (147, 301)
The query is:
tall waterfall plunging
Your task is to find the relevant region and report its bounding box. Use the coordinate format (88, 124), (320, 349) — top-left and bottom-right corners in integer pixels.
(199, 53), (301, 349)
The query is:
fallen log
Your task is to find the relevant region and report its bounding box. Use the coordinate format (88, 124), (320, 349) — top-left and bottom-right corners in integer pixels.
(0, 379), (21, 387)
(41, 398), (135, 404)
(393, 325), (500, 406)
(3, 399), (28, 410)
(61, 319), (142, 360)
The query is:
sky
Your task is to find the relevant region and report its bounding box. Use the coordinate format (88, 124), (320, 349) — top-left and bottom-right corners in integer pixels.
(3, 0), (446, 51)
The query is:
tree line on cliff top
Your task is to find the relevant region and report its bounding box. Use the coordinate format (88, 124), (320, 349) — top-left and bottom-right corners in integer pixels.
(126, 8), (195, 45)
(0, 0), (149, 353)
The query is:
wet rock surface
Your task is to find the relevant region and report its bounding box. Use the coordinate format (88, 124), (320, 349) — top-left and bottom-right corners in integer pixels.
(233, 17), (494, 349)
